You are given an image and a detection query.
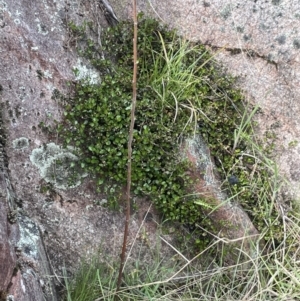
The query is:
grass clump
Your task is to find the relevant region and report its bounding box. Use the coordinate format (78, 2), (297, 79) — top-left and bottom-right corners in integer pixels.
(62, 255), (177, 301)
(63, 212), (300, 301)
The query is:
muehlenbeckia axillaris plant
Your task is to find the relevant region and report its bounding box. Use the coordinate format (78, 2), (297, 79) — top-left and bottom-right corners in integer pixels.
(59, 15), (246, 243)
(60, 13), (291, 251)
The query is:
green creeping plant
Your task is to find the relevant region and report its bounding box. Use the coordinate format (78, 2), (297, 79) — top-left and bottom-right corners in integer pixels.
(59, 14), (285, 250)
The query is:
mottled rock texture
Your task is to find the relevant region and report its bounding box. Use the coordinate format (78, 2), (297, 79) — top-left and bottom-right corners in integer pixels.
(0, 0), (174, 298)
(0, 0), (111, 298)
(0, 186), (16, 293)
(1, 0), (297, 299)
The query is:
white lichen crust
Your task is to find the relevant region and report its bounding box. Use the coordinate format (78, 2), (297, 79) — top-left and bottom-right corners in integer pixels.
(30, 142), (86, 189)
(12, 137), (29, 149)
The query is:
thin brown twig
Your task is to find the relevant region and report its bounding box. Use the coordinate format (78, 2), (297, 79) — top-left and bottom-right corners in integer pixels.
(116, 0), (138, 295)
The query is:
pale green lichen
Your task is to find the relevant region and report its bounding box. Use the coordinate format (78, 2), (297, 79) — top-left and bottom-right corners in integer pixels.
(220, 4), (232, 20)
(41, 152), (82, 189)
(30, 143), (86, 189)
(12, 137), (29, 149)
(73, 58), (100, 84)
(30, 143), (62, 167)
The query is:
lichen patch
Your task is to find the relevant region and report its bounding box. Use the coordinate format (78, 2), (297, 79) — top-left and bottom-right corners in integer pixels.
(30, 143), (86, 189)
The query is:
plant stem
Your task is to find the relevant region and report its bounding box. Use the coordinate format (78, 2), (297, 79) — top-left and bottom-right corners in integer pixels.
(116, 0), (138, 294)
